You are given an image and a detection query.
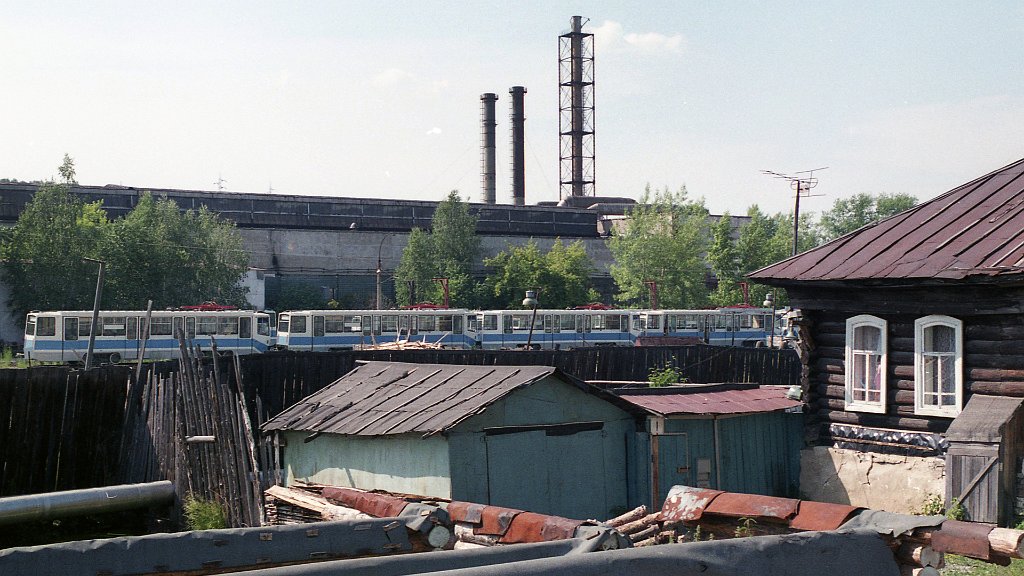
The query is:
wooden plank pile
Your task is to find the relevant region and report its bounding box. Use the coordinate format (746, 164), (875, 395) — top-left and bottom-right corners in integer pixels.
(604, 506), (672, 546)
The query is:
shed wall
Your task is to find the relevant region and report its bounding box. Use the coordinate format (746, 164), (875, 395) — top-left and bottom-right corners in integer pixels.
(448, 376), (635, 520)
(282, 431), (452, 498)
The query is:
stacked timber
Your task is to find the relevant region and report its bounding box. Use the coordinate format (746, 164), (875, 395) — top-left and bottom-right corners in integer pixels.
(604, 506), (669, 546)
(265, 485), (371, 524)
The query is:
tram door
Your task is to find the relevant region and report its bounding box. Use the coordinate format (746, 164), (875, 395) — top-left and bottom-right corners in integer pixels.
(63, 317), (79, 360)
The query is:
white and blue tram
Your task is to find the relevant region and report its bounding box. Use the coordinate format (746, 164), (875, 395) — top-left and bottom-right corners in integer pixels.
(275, 309), (475, 350)
(634, 306), (779, 347)
(467, 308), (635, 349)
(23, 309), (274, 363)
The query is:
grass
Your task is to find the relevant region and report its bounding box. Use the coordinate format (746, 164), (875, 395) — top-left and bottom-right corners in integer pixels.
(183, 495), (226, 531)
(943, 556), (1024, 575)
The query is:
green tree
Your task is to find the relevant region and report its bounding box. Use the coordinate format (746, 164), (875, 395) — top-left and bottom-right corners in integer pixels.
(483, 239), (598, 309)
(707, 212), (744, 306)
(101, 193), (249, 308)
(608, 186), (710, 308)
(394, 191), (481, 308)
(818, 192), (917, 241)
(1, 179), (108, 316)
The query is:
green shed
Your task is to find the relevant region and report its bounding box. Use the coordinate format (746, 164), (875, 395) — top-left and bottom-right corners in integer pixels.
(262, 361), (639, 520)
(617, 384), (804, 509)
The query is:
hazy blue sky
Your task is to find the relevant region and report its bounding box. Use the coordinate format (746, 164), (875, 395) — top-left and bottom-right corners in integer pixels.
(3, 1), (1023, 216)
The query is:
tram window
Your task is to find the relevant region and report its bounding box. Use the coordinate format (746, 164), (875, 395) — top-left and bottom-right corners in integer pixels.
(345, 315), (361, 332)
(482, 314), (498, 331)
(465, 315), (478, 331)
(218, 316), (239, 335)
(313, 315), (325, 337)
(620, 315), (629, 332)
(291, 315), (307, 334)
(544, 315), (554, 333)
(438, 315), (453, 332)
(560, 315), (575, 332)
(502, 315), (513, 334)
(324, 315), (343, 333)
(79, 318), (93, 338)
(239, 316), (252, 338)
(418, 315), (436, 332)
(101, 317), (126, 337)
(256, 316), (270, 336)
(453, 314), (463, 334)
(197, 317), (218, 335)
(37, 316), (56, 337)
(186, 317), (196, 339)
(399, 315), (410, 333)
(64, 317), (79, 340)
(25, 316), (36, 337)
(151, 318), (172, 336)
(591, 315), (606, 330)
(512, 314), (534, 331)
(127, 317), (138, 340)
(371, 316), (381, 335)
(381, 315), (398, 333)
(277, 316), (290, 334)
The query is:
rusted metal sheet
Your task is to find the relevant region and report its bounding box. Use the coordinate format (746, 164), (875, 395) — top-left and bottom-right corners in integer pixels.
(751, 158), (1024, 283)
(659, 485), (723, 522)
(790, 501), (861, 531)
(263, 362), (556, 436)
(476, 505), (523, 536)
(618, 386), (800, 416)
(499, 512), (583, 544)
(932, 519), (995, 560)
(321, 487), (408, 518)
(704, 492), (799, 522)
(446, 501), (485, 524)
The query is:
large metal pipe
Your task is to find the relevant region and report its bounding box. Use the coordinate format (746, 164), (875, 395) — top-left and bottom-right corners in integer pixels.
(0, 481), (175, 526)
(509, 86), (527, 207)
(480, 93), (498, 204)
(570, 16), (585, 197)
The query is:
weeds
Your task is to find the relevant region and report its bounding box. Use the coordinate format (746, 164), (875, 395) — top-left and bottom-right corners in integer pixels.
(649, 364), (684, 388)
(183, 495), (226, 531)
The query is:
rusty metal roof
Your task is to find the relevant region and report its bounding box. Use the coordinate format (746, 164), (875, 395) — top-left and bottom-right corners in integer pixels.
(617, 385), (800, 416)
(750, 157), (1024, 283)
(262, 362), (556, 437)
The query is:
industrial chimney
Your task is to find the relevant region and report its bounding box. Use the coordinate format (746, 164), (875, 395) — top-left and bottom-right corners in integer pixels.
(480, 93), (499, 204)
(558, 16), (595, 199)
(509, 86), (527, 206)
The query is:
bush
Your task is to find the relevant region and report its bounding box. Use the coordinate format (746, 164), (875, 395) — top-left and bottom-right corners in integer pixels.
(649, 364), (683, 387)
(183, 495), (226, 531)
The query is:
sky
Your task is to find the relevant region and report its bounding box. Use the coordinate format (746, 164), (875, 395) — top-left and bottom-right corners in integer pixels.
(3, 1), (1024, 217)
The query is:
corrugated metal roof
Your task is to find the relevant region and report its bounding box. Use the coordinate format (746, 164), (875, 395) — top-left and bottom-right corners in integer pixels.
(750, 157), (1024, 283)
(616, 385), (800, 415)
(262, 362), (556, 437)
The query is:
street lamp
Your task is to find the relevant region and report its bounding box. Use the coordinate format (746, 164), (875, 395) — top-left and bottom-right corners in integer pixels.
(522, 290), (539, 350)
(376, 236), (388, 310)
(763, 292), (776, 349)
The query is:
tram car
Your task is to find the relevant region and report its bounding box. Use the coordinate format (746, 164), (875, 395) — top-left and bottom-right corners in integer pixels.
(467, 308), (635, 349)
(23, 308), (274, 363)
(633, 306), (779, 347)
(274, 308), (475, 350)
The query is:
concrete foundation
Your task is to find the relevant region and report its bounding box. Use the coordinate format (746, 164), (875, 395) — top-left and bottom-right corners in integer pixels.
(800, 446), (945, 514)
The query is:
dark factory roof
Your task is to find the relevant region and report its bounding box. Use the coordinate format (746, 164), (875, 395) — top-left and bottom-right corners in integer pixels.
(750, 157), (1024, 284)
(616, 384), (800, 416)
(261, 362), (560, 437)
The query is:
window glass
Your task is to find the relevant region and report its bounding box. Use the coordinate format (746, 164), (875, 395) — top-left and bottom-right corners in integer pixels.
(257, 317), (270, 336)
(239, 316), (252, 338)
(25, 316), (36, 336)
(291, 315), (307, 334)
(313, 315), (325, 337)
(921, 324), (957, 409)
(218, 316), (239, 335)
(325, 315), (345, 333)
(560, 315), (576, 331)
(382, 315), (399, 333)
(483, 314), (499, 331)
(851, 325), (882, 403)
(197, 316), (218, 335)
(453, 314), (463, 334)
(37, 316), (57, 337)
(64, 317), (79, 340)
(151, 317), (173, 336)
(418, 315), (436, 332)
(438, 315), (453, 332)
(79, 317), (93, 338)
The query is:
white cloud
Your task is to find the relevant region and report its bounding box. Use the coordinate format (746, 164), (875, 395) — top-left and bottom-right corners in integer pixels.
(591, 20), (684, 54)
(426, 127), (442, 135)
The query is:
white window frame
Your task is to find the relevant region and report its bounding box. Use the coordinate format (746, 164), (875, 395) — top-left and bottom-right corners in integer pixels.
(914, 315), (963, 417)
(844, 315), (888, 413)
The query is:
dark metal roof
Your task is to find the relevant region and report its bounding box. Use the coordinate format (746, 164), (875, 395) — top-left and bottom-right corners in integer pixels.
(617, 385), (800, 415)
(945, 395), (1023, 443)
(750, 157), (1024, 283)
(262, 362), (557, 437)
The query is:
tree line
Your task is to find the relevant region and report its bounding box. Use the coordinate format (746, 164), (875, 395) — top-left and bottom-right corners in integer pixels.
(2, 157), (916, 317)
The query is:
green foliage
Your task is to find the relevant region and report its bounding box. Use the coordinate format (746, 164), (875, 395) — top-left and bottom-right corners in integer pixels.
(734, 516), (757, 538)
(918, 493), (944, 516)
(183, 495), (226, 531)
(947, 497), (966, 521)
(648, 363), (683, 387)
(818, 192), (917, 242)
(608, 186), (710, 308)
(395, 191), (481, 308)
(944, 554), (1024, 575)
(0, 159), (250, 317)
(483, 239), (597, 309)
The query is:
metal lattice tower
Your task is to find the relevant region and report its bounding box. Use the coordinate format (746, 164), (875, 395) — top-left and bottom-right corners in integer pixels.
(558, 15), (595, 199)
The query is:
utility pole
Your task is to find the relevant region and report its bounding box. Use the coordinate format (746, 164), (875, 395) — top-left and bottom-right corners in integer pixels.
(83, 258), (105, 370)
(761, 167), (827, 256)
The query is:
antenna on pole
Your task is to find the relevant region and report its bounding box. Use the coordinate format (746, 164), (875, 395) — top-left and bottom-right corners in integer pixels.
(760, 166), (828, 256)
(214, 174), (227, 192)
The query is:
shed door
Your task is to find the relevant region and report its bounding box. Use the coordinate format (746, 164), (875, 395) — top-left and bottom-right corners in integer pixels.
(946, 445), (1002, 524)
(484, 424), (612, 520)
(656, 433), (693, 506)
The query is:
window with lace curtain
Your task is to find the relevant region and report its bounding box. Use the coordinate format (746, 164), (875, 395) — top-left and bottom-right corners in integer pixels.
(845, 315), (887, 413)
(914, 315), (963, 417)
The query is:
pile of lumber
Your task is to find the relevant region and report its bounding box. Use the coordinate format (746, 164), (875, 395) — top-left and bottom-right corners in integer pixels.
(604, 506), (673, 546)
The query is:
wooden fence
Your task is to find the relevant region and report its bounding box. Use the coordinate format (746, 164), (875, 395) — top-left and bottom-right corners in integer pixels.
(0, 345), (799, 525)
